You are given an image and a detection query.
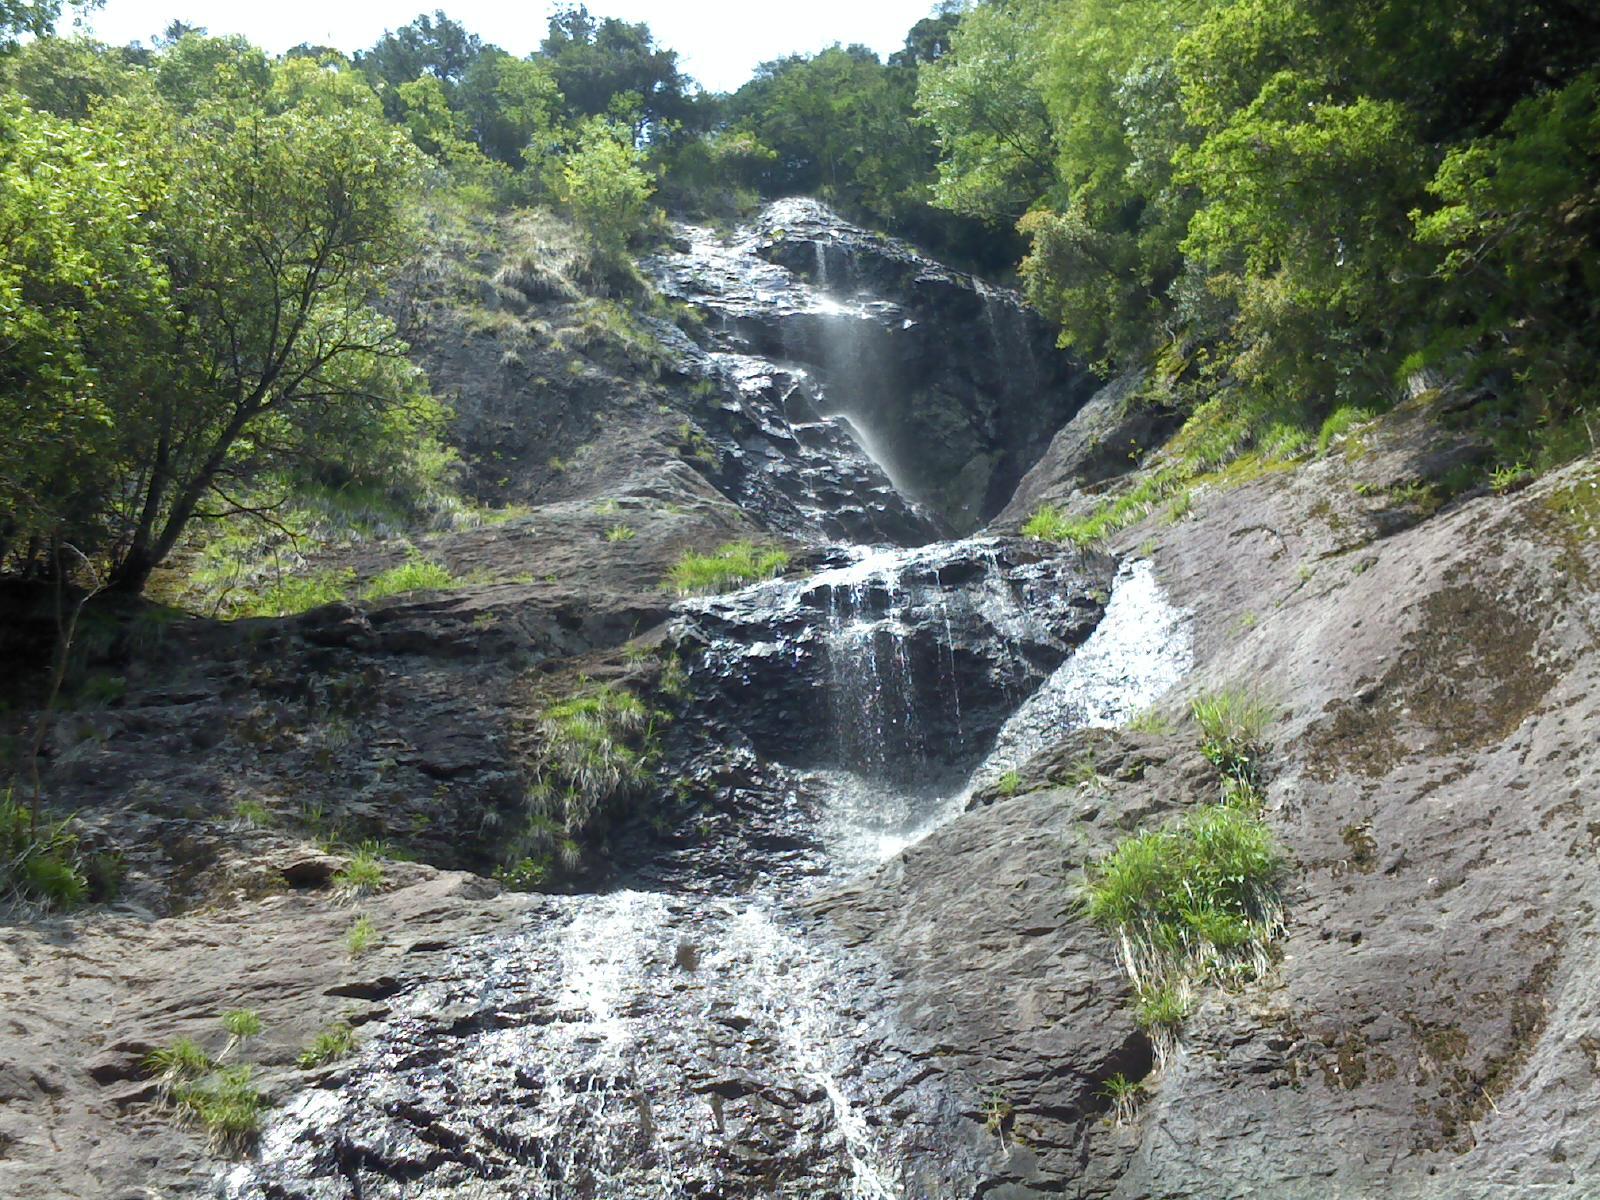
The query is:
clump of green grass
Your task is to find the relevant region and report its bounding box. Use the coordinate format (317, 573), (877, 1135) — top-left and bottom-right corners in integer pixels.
(1190, 687), (1276, 785)
(665, 541), (789, 595)
(1100, 1072), (1147, 1126)
(221, 1009), (263, 1046)
(1084, 803), (1283, 1051)
(231, 799), (274, 829)
(298, 1022), (357, 1068)
(995, 769), (1021, 798)
(604, 524), (637, 543)
(345, 914), (378, 957)
(333, 851), (384, 898)
(534, 686), (659, 831)
(238, 569), (355, 618)
(363, 555), (457, 601)
(1021, 504), (1077, 543)
(1133, 980), (1194, 1033)
(1316, 405), (1377, 454)
(145, 1037), (213, 1092)
(0, 793), (88, 910)
(175, 1065), (264, 1154)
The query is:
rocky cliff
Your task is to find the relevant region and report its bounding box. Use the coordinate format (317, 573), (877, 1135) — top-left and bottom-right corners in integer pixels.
(1, 203), (1597, 1200)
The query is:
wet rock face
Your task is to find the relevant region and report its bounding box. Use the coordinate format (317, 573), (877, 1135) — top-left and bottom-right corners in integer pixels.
(674, 538), (1116, 784)
(646, 318), (944, 546)
(646, 200), (1096, 533)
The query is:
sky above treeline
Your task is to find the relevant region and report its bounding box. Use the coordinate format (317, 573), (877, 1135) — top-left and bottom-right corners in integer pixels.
(70, 1), (943, 93)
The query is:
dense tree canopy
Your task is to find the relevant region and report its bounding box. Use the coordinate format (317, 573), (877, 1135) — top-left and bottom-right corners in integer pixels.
(1, 40), (438, 590)
(918, 0), (1600, 469)
(4, 1), (1597, 594)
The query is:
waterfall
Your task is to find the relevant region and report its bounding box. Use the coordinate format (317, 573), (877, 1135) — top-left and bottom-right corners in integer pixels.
(231, 206), (1192, 1200)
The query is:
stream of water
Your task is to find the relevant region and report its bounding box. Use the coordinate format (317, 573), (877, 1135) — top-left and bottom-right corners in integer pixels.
(230, 204), (1191, 1200)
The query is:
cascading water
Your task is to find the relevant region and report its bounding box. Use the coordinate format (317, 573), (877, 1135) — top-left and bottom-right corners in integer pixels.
(230, 204), (1191, 1200)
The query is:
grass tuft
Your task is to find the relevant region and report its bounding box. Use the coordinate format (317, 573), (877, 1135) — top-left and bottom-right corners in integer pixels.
(363, 555), (458, 601)
(1190, 687), (1276, 784)
(175, 1065), (264, 1154)
(145, 1037), (213, 1090)
(0, 792), (88, 910)
(332, 851), (384, 898)
(345, 914), (378, 957)
(297, 1022), (358, 1068)
(665, 541), (789, 595)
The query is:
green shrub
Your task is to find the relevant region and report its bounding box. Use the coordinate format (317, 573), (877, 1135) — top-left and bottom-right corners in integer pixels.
(297, 1022), (357, 1068)
(1190, 687), (1276, 784)
(665, 541), (789, 595)
(0, 794), (88, 909)
(1085, 804), (1283, 1002)
(363, 555), (457, 600)
(175, 1065), (263, 1153)
(345, 914), (378, 957)
(333, 851), (384, 897)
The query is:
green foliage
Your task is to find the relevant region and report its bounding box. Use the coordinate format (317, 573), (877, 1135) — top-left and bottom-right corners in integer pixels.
(666, 542), (790, 596)
(0, 46), (440, 592)
(920, 0), (1600, 484)
(1100, 1071), (1146, 1125)
(1085, 803), (1283, 989)
(1124, 707), (1176, 736)
(298, 1023), (357, 1068)
(363, 556), (458, 600)
(1134, 980), (1194, 1032)
(235, 570), (354, 619)
(531, 685), (660, 837)
(145, 1038), (212, 1088)
(1317, 406), (1377, 455)
(0, 794), (88, 909)
(550, 117), (655, 258)
(220, 1009), (263, 1040)
(1190, 687), (1275, 784)
(333, 852), (385, 898)
(995, 769), (1021, 798)
(604, 524), (637, 543)
(345, 914), (378, 957)
(175, 1064), (263, 1153)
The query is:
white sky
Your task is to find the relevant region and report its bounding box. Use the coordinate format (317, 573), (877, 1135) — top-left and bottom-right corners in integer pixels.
(72, 1), (941, 93)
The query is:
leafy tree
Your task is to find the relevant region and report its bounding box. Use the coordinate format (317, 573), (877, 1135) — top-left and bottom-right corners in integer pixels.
(355, 10), (484, 118)
(550, 116), (655, 258)
(0, 94), (165, 568)
(457, 49), (561, 166)
(917, 0), (1055, 225)
(540, 4), (690, 133)
(1415, 69), (1600, 457)
(1, 51), (440, 591)
(0, 35), (139, 118)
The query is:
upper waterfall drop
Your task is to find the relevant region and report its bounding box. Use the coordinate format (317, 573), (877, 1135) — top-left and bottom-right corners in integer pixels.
(642, 198), (1097, 538)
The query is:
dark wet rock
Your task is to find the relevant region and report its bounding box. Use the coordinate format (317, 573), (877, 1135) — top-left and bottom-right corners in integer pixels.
(674, 538), (1115, 784)
(807, 728), (1212, 1199)
(646, 200), (1097, 532)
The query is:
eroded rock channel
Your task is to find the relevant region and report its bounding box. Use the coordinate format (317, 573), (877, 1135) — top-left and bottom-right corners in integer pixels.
(226, 205), (1191, 1198)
